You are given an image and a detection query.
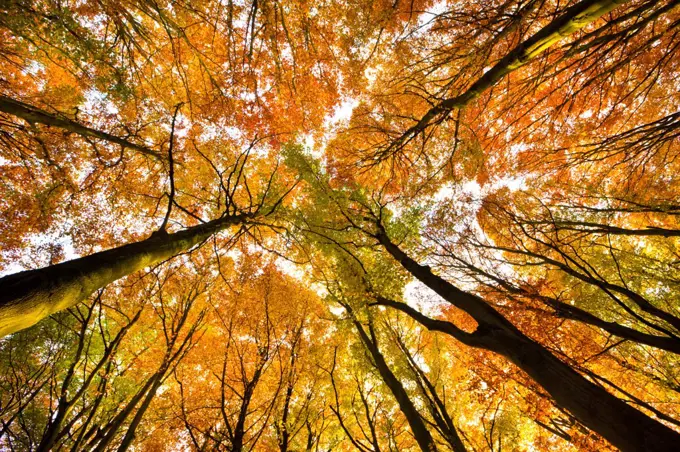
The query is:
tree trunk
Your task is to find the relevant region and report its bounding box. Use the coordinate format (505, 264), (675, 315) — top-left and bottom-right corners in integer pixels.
(390, 0), (630, 152)
(0, 95), (163, 160)
(394, 333), (467, 452)
(375, 230), (680, 451)
(116, 371), (166, 452)
(0, 214), (247, 337)
(353, 317), (437, 452)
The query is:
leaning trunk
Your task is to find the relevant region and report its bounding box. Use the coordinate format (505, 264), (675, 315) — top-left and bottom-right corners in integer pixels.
(0, 214), (246, 337)
(376, 230), (680, 451)
(482, 325), (679, 451)
(0, 95), (163, 160)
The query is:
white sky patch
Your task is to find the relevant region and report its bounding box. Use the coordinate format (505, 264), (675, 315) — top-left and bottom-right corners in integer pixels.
(280, 46), (295, 65)
(412, 352), (431, 373)
(23, 60), (44, 77)
(275, 258), (306, 282)
(304, 133), (315, 151)
(302, 96), (360, 157)
(198, 120), (244, 143)
(491, 175), (526, 191)
(461, 180), (482, 197)
(433, 175), (527, 204)
(328, 305), (345, 317)
(404, 280), (447, 317)
(433, 185), (455, 202)
(0, 261), (28, 277)
(327, 97), (359, 127)
(509, 142), (529, 156)
(416, 0), (448, 32)
(83, 88), (119, 115)
(240, 91), (257, 103)
(160, 112), (191, 140)
(275, 257), (330, 300)
(21, 60), (46, 91)
(0, 230), (79, 277)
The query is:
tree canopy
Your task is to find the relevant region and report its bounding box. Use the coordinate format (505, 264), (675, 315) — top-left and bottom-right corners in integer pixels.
(1, 0), (680, 450)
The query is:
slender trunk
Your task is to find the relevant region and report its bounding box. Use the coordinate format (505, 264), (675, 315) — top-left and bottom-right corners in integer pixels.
(353, 318), (437, 452)
(102, 304), (196, 452)
(0, 214), (247, 337)
(305, 421), (315, 451)
(395, 334), (467, 452)
(531, 220), (680, 237)
(116, 371), (165, 452)
(0, 95), (163, 160)
(232, 382), (257, 452)
(70, 366), (111, 452)
(88, 375), (157, 452)
(278, 333), (299, 452)
(458, 257), (680, 353)
(36, 306), (95, 452)
(492, 243), (680, 332)
(375, 230), (680, 451)
(38, 407), (69, 452)
(542, 295), (680, 353)
(278, 383), (292, 452)
(391, 0), (630, 151)
(0, 377), (49, 438)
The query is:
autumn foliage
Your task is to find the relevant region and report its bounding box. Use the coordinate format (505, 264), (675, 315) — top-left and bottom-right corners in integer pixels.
(1, 0), (680, 450)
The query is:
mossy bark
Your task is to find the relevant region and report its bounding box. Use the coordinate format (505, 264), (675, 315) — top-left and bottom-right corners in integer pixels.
(0, 214), (246, 337)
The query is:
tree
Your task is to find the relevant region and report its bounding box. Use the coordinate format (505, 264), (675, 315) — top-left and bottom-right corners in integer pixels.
(2, 0), (680, 450)
(284, 144), (680, 449)
(369, 217), (679, 450)
(0, 138), (296, 336)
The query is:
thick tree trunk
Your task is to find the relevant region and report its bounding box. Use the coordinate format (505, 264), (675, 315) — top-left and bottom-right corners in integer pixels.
(375, 230), (680, 451)
(0, 214), (247, 337)
(490, 330), (680, 451)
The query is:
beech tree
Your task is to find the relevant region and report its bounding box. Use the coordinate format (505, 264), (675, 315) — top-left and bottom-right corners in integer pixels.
(2, 0), (680, 450)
